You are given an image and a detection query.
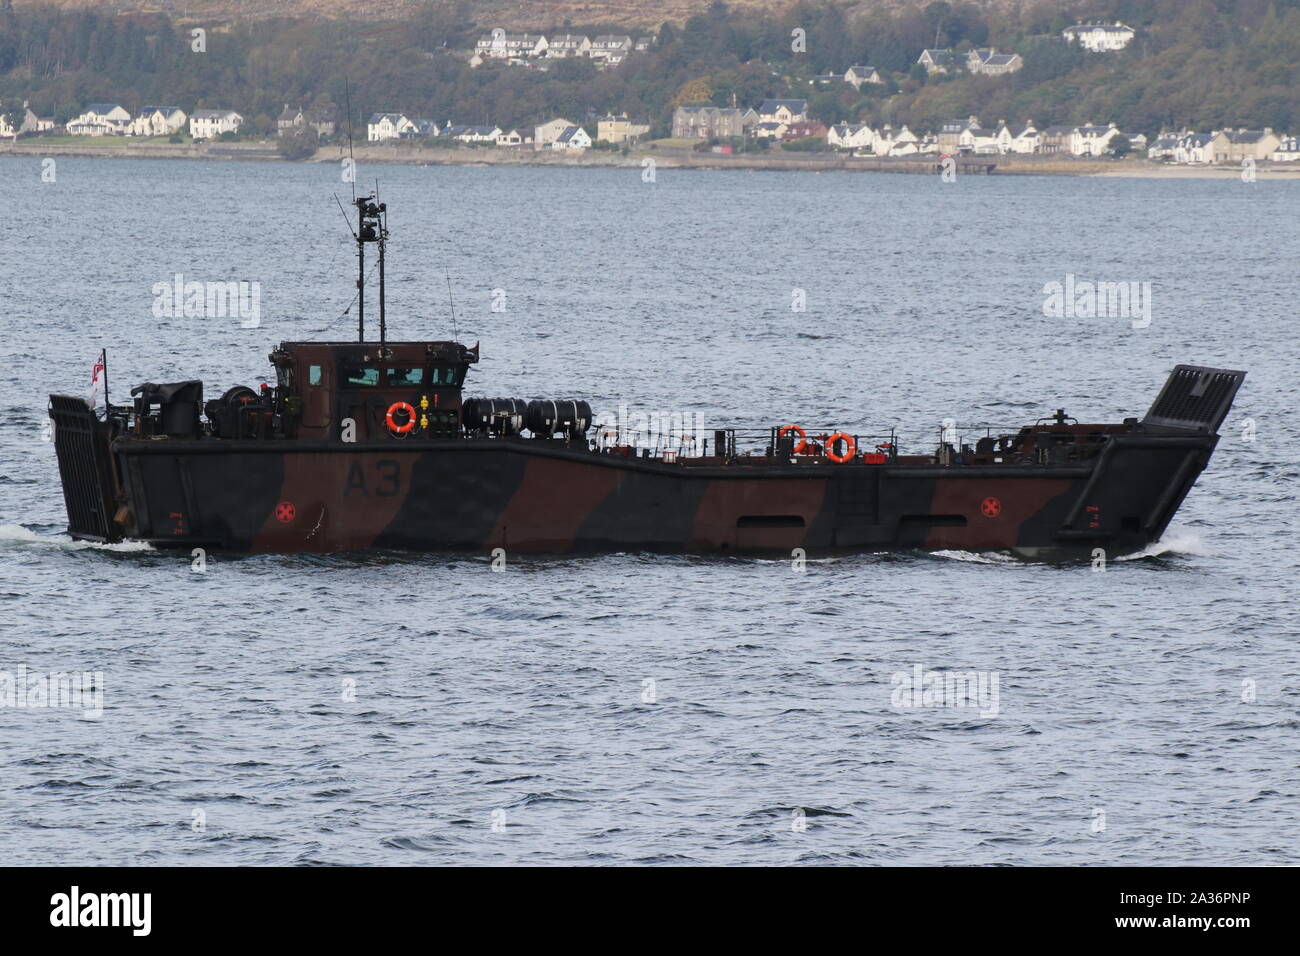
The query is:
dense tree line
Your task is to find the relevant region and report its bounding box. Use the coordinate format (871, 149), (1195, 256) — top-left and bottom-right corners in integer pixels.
(0, 0), (1297, 137)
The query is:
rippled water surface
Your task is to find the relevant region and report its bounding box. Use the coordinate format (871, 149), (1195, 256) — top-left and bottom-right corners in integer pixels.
(1, 158), (1297, 864)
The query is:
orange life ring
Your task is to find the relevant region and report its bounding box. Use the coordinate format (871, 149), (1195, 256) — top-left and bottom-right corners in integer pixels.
(825, 432), (855, 463)
(386, 401), (416, 435)
(779, 424), (812, 455)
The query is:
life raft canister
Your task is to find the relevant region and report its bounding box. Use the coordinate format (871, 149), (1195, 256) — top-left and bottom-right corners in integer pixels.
(386, 401), (417, 435)
(779, 424), (812, 455)
(825, 432), (856, 463)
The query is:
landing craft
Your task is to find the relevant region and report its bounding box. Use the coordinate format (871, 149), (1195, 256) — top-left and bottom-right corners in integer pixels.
(48, 197), (1244, 558)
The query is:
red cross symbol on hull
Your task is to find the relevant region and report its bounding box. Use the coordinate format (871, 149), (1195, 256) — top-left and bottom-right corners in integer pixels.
(275, 501), (296, 523)
(981, 497), (1002, 518)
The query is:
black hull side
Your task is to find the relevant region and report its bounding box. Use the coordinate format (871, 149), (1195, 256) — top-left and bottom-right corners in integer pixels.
(95, 434), (1217, 559)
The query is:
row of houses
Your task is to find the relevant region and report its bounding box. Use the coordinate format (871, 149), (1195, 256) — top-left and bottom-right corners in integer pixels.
(672, 99), (813, 140)
(917, 48), (1024, 75)
(365, 112), (650, 150)
(73, 103), (243, 139)
(471, 32), (653, 66)
(0, 102), (246, 140)
(667, 105), (1300, 165)
(1147, 129), (1299, 164)
(930, 117), (1139, 156)
(10, 99), (1296, 166)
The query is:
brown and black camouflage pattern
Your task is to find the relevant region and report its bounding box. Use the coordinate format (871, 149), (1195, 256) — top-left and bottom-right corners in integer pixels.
(49, 344), (1245, 561)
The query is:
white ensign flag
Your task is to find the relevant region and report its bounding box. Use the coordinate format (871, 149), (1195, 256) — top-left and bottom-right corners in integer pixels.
(88, 349), (106, 410)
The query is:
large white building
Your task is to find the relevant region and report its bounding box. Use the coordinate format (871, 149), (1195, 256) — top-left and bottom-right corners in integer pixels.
(129, 106), (187, 137)
(475, 32), (548, 59)
(189, 109), (243, 139)
(1272, 135), (1300, 162)
(999, 122), (1040, 154)
(553, 125), (592, 150)
(827, 123), (874, 151)
(546, 34), (591, 58)
(67, 104), (130, 136)
(589, 36), (633, 63)
(1071, 123), (1123, 156)
(1063, 22), (1136, 52)
(874, 124), (919, 156)
(367, 112), (410, 142)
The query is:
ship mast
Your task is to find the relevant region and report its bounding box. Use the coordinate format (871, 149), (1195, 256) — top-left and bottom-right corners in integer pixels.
(354, 194), (388, 343)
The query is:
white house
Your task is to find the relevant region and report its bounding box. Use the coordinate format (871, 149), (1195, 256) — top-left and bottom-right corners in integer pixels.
(553, 125), (592, 150)
(1071, 122), (1122, 156)
(751, 121), (788, 141)
(448, 125), (501, 144)
(1000, 121), (1039, 153)
(1063, 22), (1136, 52)
(129, 106), (187, 137)
(546, 34), (591, 57)
(67, 103), (131, 136)
(0, 112), (13, 137)
(1271, 135), (1300, 162)
(476, 33), (548, 59)
(917, 49), (956, 73)
(843, 66), (883, 89)
(367, 112), (409, 142)
(403, 119), (437, 139)
(475, 33), (505, 58)
(190, 109), (243, 139)
(589, 36), (633, 63)
(874, 125), (919, 156)
(827, 123), (874, 151)
(757, 99), (808, 125)
(534, 117), (578, 150)
(1174, 132), (1214, 164)
(496, 128), (531, 147)
(967, 49), (1023, 75)
(505, 34), (548, 58)
(1147, 132), (1183, 160)
(958, 123), (1001, 154)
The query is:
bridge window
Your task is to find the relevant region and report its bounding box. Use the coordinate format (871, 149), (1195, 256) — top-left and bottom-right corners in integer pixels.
(430, 366), (465, 386)
(387, 367), (425, 387)
(308, 365), (322, 386)
(341, 364), (379, 387)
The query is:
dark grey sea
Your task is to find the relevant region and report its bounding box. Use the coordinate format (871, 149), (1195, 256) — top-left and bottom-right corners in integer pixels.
(1, 156), (1296, 864)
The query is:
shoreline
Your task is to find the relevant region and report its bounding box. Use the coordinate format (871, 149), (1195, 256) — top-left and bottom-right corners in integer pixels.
(4, 139), (1299, 179)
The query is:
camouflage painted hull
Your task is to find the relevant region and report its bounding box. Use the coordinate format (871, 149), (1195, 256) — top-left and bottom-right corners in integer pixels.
(49, 364), (1244, 560)
(80, 434), (1207, 558)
